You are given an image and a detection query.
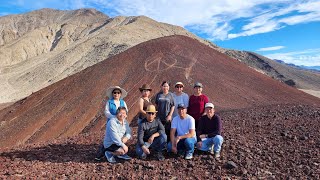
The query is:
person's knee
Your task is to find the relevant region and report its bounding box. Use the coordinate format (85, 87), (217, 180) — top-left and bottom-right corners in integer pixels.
(160, 133), (167, 142)
(184, 138), (195, 146)
(214, 135), (224, 143)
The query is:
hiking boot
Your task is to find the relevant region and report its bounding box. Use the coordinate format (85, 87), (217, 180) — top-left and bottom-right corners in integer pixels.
(214, 152), (221, 159)
(105, 151), (116, 163)
(140, 152), (147, 160)
(185, 153), (193, 160)
(178, 150), (185, 157)
(156, 152), (165, 161)
(95, 144), (105, 161)
(117, 154), (132, 160)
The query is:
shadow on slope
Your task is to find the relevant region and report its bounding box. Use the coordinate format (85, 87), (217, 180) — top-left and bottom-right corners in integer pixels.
(0, 143), (100, 163)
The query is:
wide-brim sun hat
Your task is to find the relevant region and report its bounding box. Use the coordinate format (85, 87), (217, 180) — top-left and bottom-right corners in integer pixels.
(145, 105), (158, 113)
(139, 84), (152, 91)
(106, 86), (128, 99)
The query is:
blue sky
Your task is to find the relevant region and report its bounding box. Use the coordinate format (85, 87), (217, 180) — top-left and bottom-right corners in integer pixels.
(1, 0), (319, 66)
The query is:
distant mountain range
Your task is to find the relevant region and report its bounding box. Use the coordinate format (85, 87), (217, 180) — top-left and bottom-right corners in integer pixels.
(274, 60), (320, 72)
(0, 8), (319, 107)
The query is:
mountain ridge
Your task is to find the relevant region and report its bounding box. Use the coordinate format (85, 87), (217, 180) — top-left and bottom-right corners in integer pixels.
(0, 35), (319, 149)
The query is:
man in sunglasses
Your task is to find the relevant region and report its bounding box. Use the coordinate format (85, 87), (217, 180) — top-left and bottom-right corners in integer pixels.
(136, 105), (167, 161)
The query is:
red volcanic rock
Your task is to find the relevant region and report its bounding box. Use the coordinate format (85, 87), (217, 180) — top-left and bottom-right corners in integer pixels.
(0, 104), (319, 178)
(0, 35), (319, 149)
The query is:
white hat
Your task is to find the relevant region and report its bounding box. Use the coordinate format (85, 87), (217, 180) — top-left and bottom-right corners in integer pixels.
(205, 103), (214, 108)
(175, 82), (184, 87)
(106, 86), (128, 99)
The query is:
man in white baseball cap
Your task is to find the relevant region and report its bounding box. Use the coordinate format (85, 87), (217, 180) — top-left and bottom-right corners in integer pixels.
(196, 103), (223, 159)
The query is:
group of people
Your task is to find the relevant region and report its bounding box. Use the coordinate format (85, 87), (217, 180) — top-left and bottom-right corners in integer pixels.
(96, 81), (223, 163)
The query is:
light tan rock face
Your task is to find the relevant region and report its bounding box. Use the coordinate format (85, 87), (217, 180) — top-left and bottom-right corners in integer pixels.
(0, 8), (217, 103)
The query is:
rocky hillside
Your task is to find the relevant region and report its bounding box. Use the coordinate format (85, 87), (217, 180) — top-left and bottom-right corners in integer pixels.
(1, 35), (319, 149)
(0, 8), (216, 104)
(224, 50), (320, 97)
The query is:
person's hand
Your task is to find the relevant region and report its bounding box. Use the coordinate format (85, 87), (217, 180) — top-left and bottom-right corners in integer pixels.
(197, 141), (202, 149)
(199, 134), (207, 139)
(166, 115), (172, 122)
(142, 145), (150, 154)
(148, 135), (154, 144)
(172, 146), (178, 154)
(174, 136), (180, 144)
(122, 144), (128, 153)
(122, 137), (129, 143)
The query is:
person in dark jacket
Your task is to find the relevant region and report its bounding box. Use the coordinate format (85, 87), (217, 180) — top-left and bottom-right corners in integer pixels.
(196, 103), (223, 159)
(136, 105), (167, 161)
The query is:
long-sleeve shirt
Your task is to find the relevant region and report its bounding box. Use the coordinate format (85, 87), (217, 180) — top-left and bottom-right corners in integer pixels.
(196, 114), (222, 142)
(103, 118), (131, 148)
(137, 118), (165, 146)
(187, 94), (209, 127)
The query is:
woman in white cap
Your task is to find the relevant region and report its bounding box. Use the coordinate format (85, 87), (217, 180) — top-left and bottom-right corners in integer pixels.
(104, 86), (128, 121)
(172, 82), (189, 118)
(137, 84), (153, 125)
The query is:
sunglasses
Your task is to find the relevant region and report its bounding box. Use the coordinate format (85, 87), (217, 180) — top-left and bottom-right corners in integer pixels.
(175, 86), (183, 88)
(113, 91), (121, 94)
(147, 112), (155, 115)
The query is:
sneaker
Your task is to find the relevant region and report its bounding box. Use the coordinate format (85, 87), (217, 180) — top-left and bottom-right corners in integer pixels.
(209, 145), (214, 155)
(214, 152), (221, 159)
(156, 152), (165, 161)
(185, 153), (193, 160)
(105, 151), (116, 163)
(140, 152), (147, 160)
(117, 154), (132, 160)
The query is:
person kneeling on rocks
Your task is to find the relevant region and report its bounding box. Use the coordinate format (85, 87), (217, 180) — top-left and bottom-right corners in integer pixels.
(136, 105), (167, 161)
(168, 104), (197, 160)
(103, 106), (132, 163)
(196, 103), (223, 159)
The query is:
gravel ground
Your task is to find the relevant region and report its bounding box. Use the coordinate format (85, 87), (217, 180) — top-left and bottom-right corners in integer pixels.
(1, 104), (319, 179)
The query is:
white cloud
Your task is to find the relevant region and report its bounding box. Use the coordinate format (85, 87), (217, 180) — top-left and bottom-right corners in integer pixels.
(264, 48), (320, 66)
(257, 46), (285, 51)
(2, 0), (320, 41)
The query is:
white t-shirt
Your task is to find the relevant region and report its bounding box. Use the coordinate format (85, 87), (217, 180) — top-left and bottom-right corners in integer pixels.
(171, 114), (196, 140)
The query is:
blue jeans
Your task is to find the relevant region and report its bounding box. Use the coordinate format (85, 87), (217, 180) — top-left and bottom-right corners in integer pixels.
(136, 133), (167, 157)
(198, 135), (223, 153)
(167, 137), (197, 154)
